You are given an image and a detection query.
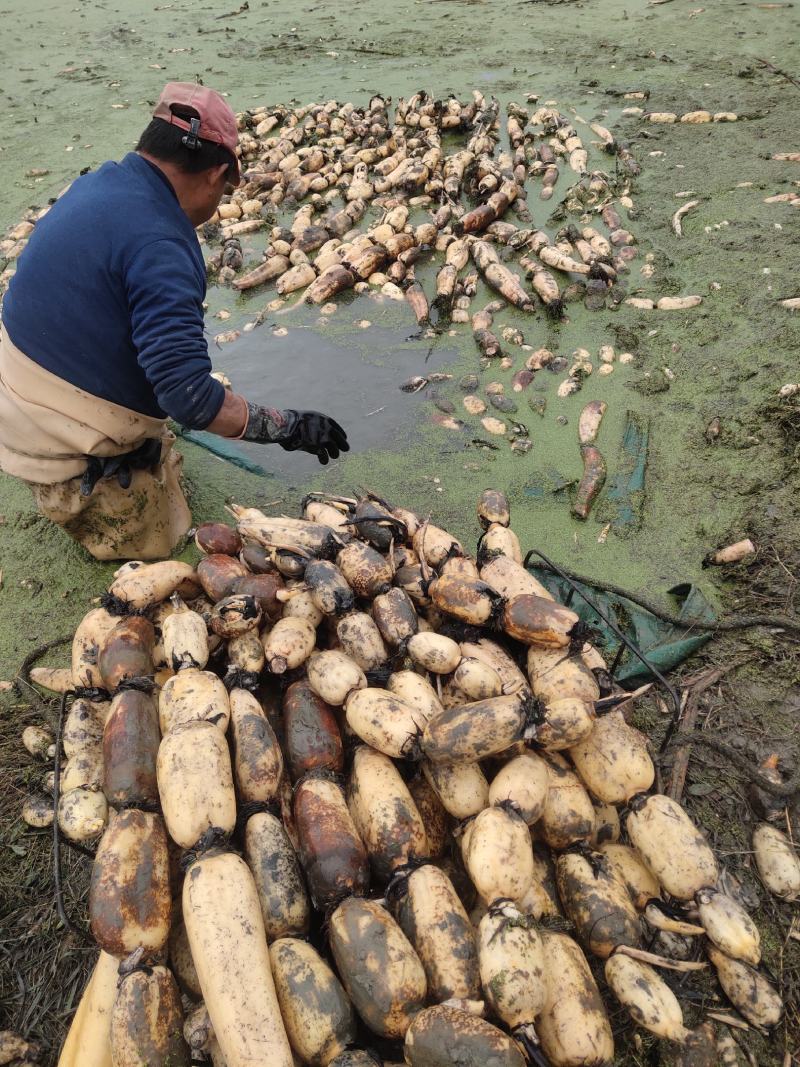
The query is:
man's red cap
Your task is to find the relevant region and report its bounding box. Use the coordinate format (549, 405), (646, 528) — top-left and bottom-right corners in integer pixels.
(153, 82), (240, 183)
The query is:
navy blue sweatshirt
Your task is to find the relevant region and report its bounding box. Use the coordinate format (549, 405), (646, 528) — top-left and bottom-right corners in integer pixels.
(2, 153), (225, 429)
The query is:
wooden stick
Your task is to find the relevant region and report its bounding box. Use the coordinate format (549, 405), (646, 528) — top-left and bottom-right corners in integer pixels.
(667, 691), (699, 802)
(756, 57), (800, 91)
(668, 666), (726, 801)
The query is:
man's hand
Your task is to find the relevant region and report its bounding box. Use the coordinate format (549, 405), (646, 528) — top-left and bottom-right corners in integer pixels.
(241, 403), (349, 465)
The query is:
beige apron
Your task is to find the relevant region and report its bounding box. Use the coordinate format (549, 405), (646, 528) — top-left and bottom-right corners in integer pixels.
(0, 328), (192, 560)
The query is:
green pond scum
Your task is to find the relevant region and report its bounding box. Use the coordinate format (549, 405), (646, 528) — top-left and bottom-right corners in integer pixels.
(1, 0), (798, 667)
(1, 0), (799, 1061)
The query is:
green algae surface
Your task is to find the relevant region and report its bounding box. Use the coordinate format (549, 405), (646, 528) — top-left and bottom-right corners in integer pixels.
(3, 1), (799, 683)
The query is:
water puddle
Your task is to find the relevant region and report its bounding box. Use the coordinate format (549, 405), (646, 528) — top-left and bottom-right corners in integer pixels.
(212, 317), (461, 480)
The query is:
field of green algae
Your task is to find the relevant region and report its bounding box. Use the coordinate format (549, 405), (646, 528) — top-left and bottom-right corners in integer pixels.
(2, 0), (799, 650)
(1, 0), (799, 1061)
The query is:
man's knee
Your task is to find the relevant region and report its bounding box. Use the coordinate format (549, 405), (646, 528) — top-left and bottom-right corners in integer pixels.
(25, 456), (191, 561)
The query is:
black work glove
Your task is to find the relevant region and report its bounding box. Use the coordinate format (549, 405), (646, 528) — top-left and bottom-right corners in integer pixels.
(241, 403), (349, 465)
(80, 438), (163, 496)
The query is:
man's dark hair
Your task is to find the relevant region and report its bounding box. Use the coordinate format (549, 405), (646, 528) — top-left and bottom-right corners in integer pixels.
(136, 108), (237, 178)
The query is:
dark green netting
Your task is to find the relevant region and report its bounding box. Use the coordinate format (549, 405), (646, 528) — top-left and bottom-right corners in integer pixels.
(175, 426), (268, 476)
(528, 567), (716, 686)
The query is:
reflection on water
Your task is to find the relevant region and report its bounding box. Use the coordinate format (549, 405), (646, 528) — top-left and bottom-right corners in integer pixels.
(210, 320), (460, 479)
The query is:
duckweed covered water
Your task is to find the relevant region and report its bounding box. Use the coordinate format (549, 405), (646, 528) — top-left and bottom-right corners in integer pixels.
(0, 0), (797, 667)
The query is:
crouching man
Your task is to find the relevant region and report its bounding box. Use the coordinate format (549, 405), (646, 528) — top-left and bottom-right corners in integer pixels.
(0, 82), (347, 560)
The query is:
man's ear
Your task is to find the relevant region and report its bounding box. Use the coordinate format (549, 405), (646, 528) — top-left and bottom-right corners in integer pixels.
(208, 163), (230, 187)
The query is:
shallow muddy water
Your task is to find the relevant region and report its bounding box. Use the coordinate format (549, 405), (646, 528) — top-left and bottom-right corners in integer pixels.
(222, 315), (463, 479)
